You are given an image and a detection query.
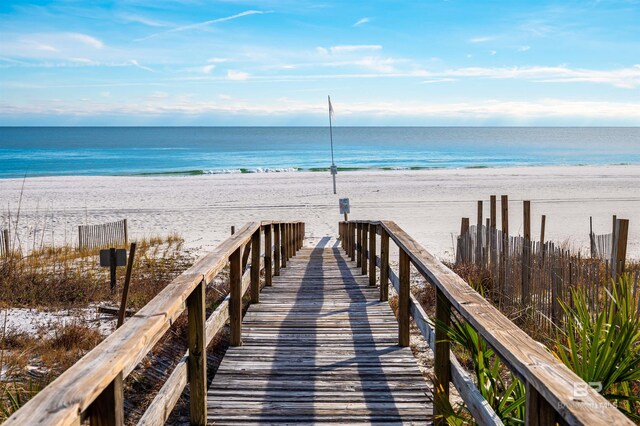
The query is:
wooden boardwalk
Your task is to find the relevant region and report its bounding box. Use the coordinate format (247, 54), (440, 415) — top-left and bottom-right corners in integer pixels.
(208, 238), (433, 424)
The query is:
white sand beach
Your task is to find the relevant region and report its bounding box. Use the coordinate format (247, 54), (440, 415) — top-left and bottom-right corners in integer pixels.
(1, 164), (639, 261)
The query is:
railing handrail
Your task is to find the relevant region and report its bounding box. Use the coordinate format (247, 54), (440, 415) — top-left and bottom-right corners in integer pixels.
(340, 219), (632, 426)
(7, 220), (305, 425)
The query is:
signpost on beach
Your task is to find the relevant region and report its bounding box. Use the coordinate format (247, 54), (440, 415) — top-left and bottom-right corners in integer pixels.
(339, 198), (350, 221)
(100, 248), (127, 293)
(328, 96), (337, 194)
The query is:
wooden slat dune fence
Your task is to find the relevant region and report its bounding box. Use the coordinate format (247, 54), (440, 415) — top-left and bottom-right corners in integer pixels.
(0, 228), (9, 257)
(8, 219), (632, 425)
(455, 197), (633, 332)
(78, 218), (128, 250)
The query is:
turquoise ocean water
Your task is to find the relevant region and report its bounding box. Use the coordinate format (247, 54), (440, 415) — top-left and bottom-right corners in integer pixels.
(0, 127), (638, 178)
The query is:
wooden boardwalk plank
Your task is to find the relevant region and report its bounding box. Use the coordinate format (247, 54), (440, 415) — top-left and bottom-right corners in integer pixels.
(207, 241), (433, 424)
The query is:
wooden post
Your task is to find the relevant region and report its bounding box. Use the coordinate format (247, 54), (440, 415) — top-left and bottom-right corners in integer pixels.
(264, 225), (272, 286)
(356, 223), (362, 268)
(611, 215), (618, 280)
(522, 201), (531, 307)
(476, 201), (483, 265)
(540, 215), (546, 245)
(398, 249), (410, 347)
(117, 243), (136, 328)
(2, 229), (9, 256)
(274, 224), (281, 275)
(231, 226), (235, 235)
(187, 280), (206, 425)
(123, 219), (128, 246)
(490, 195), (497, 268)
(229, 247), (242, 346)
(525, 382), (556, 425)
(434, 288), (451, 426)
(361, 223), (368, 275)
(288, 223), (293, 259)
(89, 373), (124, 426)
(460, 217), (469, 235)
(501, 195), (509, 236)
(615, 219), (629, 277)
(459, 218), (469, 264)
(369, 224), (376, 286)
(350, 223), (356, 261)
(380, 229), (389, 302)
(109, 247), (117, 294)
(78, 226), (83, 250)
(501, 195), (509, 296)
(251, 229), (261, 303)
(490, 195), (497, 228)
(281, 224), (287, 268)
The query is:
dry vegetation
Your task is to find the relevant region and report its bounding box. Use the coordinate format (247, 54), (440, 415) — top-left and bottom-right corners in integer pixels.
(0, 234), (197, 422)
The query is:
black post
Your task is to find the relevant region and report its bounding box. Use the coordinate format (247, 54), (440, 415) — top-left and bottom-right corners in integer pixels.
(109, 247), (117, 294)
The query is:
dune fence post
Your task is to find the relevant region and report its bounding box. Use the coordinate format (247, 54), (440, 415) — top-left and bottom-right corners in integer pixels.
(615, 218), (629, 278)
(522, 200), (531, 307)
(476, 200), (483, 266)
(2, 229), (9, 256)
(187, 278), (206, 425)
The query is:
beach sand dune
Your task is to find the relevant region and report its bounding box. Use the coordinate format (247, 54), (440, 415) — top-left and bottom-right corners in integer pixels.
(1, 165), (638, 261)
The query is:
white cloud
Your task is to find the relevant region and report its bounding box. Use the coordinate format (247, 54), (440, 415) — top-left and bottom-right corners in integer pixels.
(438, 65), (640, 88)
(5, 98), (639, 122)
(137, 10), (272, 41)
(353, 17), (370, 27)
(489, 50), (497, 56)
(468, 36), (494, 43)
(118, 13), (169, 28)
(227, 70), (250, 80)
(129, 59), (154, 72)
(208, 57), (229, 63)
(328, 45), (382, 54)
(66, 33), (103, 49)
(517, 46), (531, 52)
(201, 64), (216, 74)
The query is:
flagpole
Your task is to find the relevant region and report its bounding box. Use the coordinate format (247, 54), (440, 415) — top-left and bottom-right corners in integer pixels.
(328, 95), (337, 194)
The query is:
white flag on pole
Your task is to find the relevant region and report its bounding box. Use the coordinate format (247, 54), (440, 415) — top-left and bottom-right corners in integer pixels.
(328, 96), (335, 119)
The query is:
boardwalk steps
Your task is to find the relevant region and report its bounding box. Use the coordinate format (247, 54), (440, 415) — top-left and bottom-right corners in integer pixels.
(208, 243), (432, 424)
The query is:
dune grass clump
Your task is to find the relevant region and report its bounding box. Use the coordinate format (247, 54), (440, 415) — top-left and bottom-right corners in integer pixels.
(0, 233), (195, 421)
(0, 233), (193, 309)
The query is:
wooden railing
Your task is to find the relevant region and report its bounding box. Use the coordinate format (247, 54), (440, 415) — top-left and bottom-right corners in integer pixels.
(339, 220), (633, 426)
(7, 221), (305, 426)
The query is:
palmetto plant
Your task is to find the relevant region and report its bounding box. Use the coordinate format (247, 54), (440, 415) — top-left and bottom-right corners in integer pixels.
(434, 312), (526, 425)
(553, 273), (640, 421)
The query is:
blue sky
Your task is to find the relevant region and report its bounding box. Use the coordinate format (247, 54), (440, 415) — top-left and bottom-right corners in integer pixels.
(0, 0), (639, 125)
